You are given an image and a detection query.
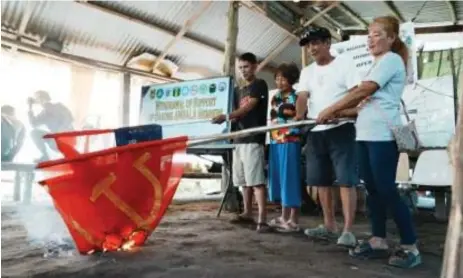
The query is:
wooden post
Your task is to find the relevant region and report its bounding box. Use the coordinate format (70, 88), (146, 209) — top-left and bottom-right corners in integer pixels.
(450, 49), (459, 125)
(440, 77), (463, 278)
(122, 73), (131, 126)
(301, 18), (309, 68)
(222, 0), (240, 213)
(299, 17), (319, 206)
(223, 1), (239, 77)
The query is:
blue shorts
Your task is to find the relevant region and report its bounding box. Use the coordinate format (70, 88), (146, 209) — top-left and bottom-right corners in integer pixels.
(268, 142), (302, 207)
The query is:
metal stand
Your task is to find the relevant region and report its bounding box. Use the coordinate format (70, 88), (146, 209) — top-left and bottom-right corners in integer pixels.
(217, 148), (241, 217)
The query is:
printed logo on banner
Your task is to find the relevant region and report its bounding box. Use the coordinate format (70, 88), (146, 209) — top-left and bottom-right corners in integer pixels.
(218, 82), (226, 92)
(165, 88), (172, 97)
(199, 84), (208, 94)
(209, 83), (217, 94)
(156, 89), (164, 99)
(182, 86), (189, 96)
(149, 88), (156, 99)
(191, 85), (198, 96)
(173, 87), (181, 97)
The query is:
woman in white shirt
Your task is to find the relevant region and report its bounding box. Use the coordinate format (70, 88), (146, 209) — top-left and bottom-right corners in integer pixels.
(316, 16), (421, 269)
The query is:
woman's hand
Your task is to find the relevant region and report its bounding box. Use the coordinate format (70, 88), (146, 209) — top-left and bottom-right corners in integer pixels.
(316, 107), (337, 124)
(357, 96), (371, 109)
(293, 114), (304, 121)
(211, 114), (226, 124)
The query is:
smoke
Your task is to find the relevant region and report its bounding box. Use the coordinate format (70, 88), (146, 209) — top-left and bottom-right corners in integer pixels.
(13, 197), (76, 258)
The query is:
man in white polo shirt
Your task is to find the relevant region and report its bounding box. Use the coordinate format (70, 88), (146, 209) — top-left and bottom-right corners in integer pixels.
(295, 26), (361, 247)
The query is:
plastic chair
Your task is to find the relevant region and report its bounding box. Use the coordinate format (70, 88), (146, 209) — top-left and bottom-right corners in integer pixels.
(395, 152), (418, 212)
(410, 149), (453, 220)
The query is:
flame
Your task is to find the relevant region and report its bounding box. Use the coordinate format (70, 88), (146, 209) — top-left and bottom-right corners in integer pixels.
(122, 240), (136, 251)
(129, 230), (148, 246)
(97, 229), (148, 253)
(102, 234), (123, 252)
(121, 225), (135, 240)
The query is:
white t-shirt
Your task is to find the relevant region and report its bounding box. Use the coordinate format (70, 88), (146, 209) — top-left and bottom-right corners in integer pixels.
(297, 55), (361, 132)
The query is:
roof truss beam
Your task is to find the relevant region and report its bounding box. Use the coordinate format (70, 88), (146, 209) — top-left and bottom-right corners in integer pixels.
(76, 1), (277, 73)
(336, 3), (369, 29)
(278, 1), (342, 41)
(12, 2), (34, 53)
(446, 1), (458, 25)
(256, 2), (340, 72)
(345, 24), (463, 35)
(283, 2), (346, 29)
(152, 0), (212, 71)
(1, 36), (180, 82)
(75, 1), (223, 57)
(384, 1), (405, 23)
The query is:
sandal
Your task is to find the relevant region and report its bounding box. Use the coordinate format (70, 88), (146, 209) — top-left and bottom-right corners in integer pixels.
(268, 217), (286, 228)
(230, 214), (255, 224)
(349, 241), (390, 259)
(276, 222), (300, 233)
(256, 222), (273, 233)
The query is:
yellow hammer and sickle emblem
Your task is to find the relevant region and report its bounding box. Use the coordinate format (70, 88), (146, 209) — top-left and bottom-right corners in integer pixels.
(90, 152), (164, 229)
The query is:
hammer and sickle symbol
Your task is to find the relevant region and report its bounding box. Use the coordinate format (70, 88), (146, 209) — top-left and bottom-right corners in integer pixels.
(90, 152), (168, 229)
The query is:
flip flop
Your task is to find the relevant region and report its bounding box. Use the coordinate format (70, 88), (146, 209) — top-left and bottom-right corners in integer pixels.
(230, 215), (255, 224)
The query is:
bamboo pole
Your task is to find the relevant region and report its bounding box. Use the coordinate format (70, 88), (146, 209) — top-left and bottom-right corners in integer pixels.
(188, 119), (325, 147)
(440, 78), (463, 278)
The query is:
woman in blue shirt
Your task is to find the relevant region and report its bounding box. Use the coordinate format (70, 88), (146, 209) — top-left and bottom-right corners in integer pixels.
(267, 63), (302, 232)
(316, 16), (421, 268)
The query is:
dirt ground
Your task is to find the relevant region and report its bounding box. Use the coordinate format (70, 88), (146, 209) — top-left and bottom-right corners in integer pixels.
(1, 202), (445, 278)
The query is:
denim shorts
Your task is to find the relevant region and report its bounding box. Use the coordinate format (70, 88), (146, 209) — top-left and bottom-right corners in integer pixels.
(304, 123), (358, 187)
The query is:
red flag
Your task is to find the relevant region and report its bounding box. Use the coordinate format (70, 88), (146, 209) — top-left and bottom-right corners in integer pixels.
(37, 136), (188, 254)
(44, 129), (114, 159)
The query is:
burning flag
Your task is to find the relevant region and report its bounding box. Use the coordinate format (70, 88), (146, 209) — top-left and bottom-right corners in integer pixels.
(37, 135), (188, 254)
(36, 119), (325, 255)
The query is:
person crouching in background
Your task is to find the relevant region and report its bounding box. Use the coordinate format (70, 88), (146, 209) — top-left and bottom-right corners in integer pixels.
(268, 63), (302, 232)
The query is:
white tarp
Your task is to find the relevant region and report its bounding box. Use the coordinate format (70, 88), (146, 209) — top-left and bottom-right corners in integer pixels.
(403, 76), (455, 147)
(331, 22), (418, 85)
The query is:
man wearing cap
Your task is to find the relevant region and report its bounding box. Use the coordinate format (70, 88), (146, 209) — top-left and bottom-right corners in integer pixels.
(295, 26), (361, 247)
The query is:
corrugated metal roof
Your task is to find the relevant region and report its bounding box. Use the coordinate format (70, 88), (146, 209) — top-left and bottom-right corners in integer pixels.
(1, 0), (25, 29)
(273, 42), (303, 66)
(344, 1), (463, 25)
(95, 1), (207, 37)
(1, 1), (175, 66)
(1, 0), (292, 74)
(343, 1), (392, 23)
(1, 0), (462, 79)
(393, 1), (452, 23)
(94, 0), (290, 61)
(325, 7), (359, 27)
(456, 2), (463, 20)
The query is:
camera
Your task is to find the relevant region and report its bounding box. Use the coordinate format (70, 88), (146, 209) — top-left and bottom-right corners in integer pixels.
(27, 97), (36, 105)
